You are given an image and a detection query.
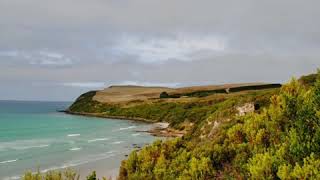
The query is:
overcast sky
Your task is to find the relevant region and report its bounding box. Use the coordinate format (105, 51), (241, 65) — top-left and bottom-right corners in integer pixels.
(0, 0), (319, 101)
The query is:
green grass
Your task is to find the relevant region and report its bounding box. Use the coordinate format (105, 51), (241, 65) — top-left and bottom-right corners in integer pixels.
(163, 84), (281, 98)
(69, 88), (278, 129)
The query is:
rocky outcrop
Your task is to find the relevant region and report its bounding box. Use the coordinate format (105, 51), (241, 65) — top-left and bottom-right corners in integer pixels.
(236, 103), (255, 116)
(208, 121), (221, 138)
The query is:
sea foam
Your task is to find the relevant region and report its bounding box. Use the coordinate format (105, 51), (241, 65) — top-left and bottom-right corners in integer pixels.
(132, 133), (141, 136)
(21, 144), (49, 149)
(88, 138), (109, 143)
(3, 175), (20, 180)
(67, 134), (80, 137)
(111, 141), (124, 144)
(69, 147), (81, 151)
(0, 139), (51, 151)
(40, 152), (117, 173)
(63, 152), (116, 167)
(119, 126), (137, 131)
(0, 159), (18, 164)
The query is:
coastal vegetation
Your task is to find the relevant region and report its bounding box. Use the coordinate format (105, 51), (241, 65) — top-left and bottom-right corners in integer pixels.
(68, 86), (279, 129)
(23, 169), (79, 180)
(162, 84), (281, 98)
(35, 70), (319, 179)
(23, 170), (111, 180)
(118, 71), (320, 179)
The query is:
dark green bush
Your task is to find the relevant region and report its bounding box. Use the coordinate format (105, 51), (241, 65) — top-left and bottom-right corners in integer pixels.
(160, 91), (169, 98)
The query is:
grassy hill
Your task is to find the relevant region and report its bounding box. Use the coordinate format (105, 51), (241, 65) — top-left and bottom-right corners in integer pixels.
(93, 85), (175, 103)
(91, 83), (281, 104)
(68, 83), (281, 129)
(116, 71), (320, 179)
(61, 71), (320, 179)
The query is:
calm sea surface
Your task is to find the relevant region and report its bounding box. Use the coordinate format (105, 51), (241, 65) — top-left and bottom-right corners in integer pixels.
(0, 100), (157, 179)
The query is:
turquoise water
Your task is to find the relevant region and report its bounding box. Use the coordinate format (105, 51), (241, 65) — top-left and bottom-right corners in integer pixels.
(0, 101), (157, 179)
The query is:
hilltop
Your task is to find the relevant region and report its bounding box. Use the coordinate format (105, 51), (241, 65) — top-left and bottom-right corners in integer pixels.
(93, 85), (175, 103)
(82, 83), (281, 104)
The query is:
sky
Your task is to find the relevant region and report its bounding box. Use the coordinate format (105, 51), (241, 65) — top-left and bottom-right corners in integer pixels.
(0, 0), (319, 101)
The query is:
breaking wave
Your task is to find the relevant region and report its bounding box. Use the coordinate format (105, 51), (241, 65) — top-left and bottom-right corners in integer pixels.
(111, 141), (124, 144)
(0, 159), (18, 164)
(67, 134), (80, 137)
(69, 147), (81, 151)
(88, 138), (109, 143)
(119, 126), (137, 131)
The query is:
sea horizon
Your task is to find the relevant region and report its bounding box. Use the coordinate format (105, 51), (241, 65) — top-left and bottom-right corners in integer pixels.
(0, 99), (73, 103)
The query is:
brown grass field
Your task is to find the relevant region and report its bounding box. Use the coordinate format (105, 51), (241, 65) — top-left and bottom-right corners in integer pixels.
(93, 83), (275, 104)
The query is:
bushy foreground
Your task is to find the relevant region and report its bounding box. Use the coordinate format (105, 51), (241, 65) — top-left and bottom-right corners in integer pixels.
(23, 170), (110, 180)
(118, 72), (320, 179)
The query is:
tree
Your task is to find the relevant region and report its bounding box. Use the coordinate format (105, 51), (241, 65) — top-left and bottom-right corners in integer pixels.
(154, 154), (168, 180)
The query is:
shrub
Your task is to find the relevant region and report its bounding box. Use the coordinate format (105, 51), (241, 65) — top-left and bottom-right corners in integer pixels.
(160, 92), (169, 98)
(23, 169), (79, 180)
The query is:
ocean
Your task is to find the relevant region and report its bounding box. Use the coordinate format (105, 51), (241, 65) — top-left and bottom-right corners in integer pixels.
(0, 100), (157, 179)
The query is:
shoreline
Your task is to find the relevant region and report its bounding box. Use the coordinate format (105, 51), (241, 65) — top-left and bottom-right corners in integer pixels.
(136, 123), (185, 137)
(64, 110), (156, 123)
(65, 110), (185, 137)
(1, 103), (159, 180)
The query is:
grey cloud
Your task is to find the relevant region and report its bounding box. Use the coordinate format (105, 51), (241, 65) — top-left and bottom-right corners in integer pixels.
(61, 82), (106, 88)
(0, 53), (319, 101)
(0, 50), (74, 67)
(0, 0), (319, 100)
(1, 0), (320, 51)
(110, 34), (226, 63)
(116, 81), (181, 88)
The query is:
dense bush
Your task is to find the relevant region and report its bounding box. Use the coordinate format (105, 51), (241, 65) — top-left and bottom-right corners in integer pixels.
(119, 71), (320, 179)
(23, 169), (110, 180)
(159, 92), (169, 98)
(299, 73), (318, 87)
(23, 169), (79, 180)
(164, 84), (281, 98)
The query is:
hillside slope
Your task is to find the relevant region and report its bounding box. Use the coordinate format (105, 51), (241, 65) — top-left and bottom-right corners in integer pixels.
(68, 83), (281, 129)
(117, 71), (320, 179)
(89, 83), (281, 104)
(66, 72), (320, 179)
(93, 85), (175, 103)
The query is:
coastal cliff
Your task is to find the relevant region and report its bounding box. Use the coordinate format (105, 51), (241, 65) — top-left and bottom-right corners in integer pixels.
(67, 83), (281, 129)
(65, 72), (320, 179)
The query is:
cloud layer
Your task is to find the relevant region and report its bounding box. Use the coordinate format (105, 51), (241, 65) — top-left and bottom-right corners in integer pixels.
(0, 0), (319, 101)
(110, 34), (226, 63)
